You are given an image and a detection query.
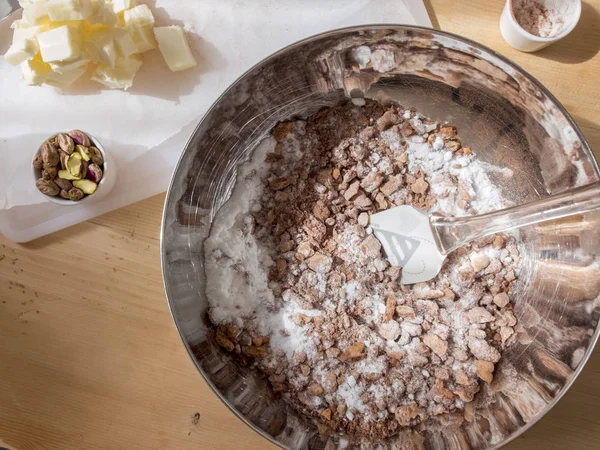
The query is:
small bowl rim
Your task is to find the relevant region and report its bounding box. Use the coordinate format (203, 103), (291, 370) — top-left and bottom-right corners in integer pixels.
(32, 132), (109, 206)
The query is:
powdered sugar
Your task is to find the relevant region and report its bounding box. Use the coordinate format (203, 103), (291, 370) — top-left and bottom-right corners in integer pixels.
(204, 138), (277, 324)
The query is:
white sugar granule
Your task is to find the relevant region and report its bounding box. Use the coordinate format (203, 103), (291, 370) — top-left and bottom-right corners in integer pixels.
(263, 303), (320, 359)
(337, 375), (367, 414)
(383, 129), (513, 216)
(204, 138), (277, 324)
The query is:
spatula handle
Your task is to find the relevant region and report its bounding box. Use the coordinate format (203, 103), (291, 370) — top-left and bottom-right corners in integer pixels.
(430, 181), (600, 255)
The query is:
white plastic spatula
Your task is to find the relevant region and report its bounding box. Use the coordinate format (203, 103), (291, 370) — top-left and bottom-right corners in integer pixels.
(370, 181), (600, 285)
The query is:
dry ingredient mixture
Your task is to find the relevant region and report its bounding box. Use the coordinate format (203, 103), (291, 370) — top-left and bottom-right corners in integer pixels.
(512, 0), (566, 38)
(205, 100), (520, 442)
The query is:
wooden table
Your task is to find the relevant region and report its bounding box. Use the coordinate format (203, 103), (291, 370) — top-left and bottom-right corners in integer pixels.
(1, 1), (599, 449)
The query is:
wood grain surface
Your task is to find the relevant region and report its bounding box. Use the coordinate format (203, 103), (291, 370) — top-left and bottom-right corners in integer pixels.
(1, 1), (599, 449)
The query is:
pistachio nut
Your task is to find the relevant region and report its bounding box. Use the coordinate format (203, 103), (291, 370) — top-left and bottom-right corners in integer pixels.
(60, 150), (70, 171)
(76, 145), (91, 162)
(57, 133), (75, 154)
(68, 130), (91, 147)
(88, 146), (104, 166)
(59, 189), (70, 200)
(67, 152), (83, 177)
(58, 169), (81, 181)
(36, 178), (60, 196)
(68, 187), (85, 201)
(80, 161), (89, 180)
(72, 179), (97, 195)
(42, 167), (58, 181)
(41, 141), (60, 167)
(32, 151), (44, 170)
(87, 163), (103, 183)
(54, 178), (73, 191)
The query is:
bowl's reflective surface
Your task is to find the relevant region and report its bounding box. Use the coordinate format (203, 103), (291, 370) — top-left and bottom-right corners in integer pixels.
(161, 26), (600, 449)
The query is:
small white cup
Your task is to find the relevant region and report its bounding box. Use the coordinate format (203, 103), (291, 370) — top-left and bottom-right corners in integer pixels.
(500, 0), (581, 52)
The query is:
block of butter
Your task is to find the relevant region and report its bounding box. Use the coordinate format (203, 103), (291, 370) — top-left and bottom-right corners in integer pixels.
(114, 31), (138, 57)
(92, 55), (143, 90)
(88, 0), (118, 27)
(154, 26), (197, 72)
(22, 0), (49, 25)
(21, 58), (51, 86)
(37, 25), (81, 63)
(45, 62), (87, 87)
(45, 0), (92, 22)
(112, 0), (135, 14)
(85, 29), (118, 68)
(128, 25), (156, 53)
(123, 4), (155, 27)
(4, 38), (39, 66)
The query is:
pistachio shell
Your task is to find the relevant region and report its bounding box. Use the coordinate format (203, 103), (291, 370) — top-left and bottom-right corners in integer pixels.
(36, 178), (60, 196)
(33, 151), (44, 170)
(54, 178), (73, 191)
(42, 167), (58, 180)
(41, 141), (59, 167)
(88, 146), (104, 165)
(57, 133), (75, 154)
(68, 130), (91, 147)
(86, 163), (103, 183)
(68, 188), (85, 201)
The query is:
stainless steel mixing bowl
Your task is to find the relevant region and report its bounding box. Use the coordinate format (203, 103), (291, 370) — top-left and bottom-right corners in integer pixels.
(161, 26), (600, 450)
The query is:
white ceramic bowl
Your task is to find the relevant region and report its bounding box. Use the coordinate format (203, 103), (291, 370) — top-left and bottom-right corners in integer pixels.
(500, 0), (582, 52)
(32, 133), (117, 206)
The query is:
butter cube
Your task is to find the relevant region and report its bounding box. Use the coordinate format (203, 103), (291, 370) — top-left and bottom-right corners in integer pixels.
(128, 25), (155, 53)
(114, 31), (137, 57)
(22, 0), (48, 25)
(20, 58), (51, 86)
(112, 0), (135, 13)
(91, 56), (142, 90)
(38, 25), (80, 62)
(123, 4), (154, 27)
(10, 19), (29, 29)
(45, 0), (92, 22)
(13, 25), (42, 42)
(45, 63), (87, 88)
(88, 0), (118, 27)
(98, 39), (117, 68)
(49, 57), (89, 74)
(18, 0), (44, 6)
(154, 26), (196, 72)
(85, 29), (117, 68)
(4, 38), (39, 66)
